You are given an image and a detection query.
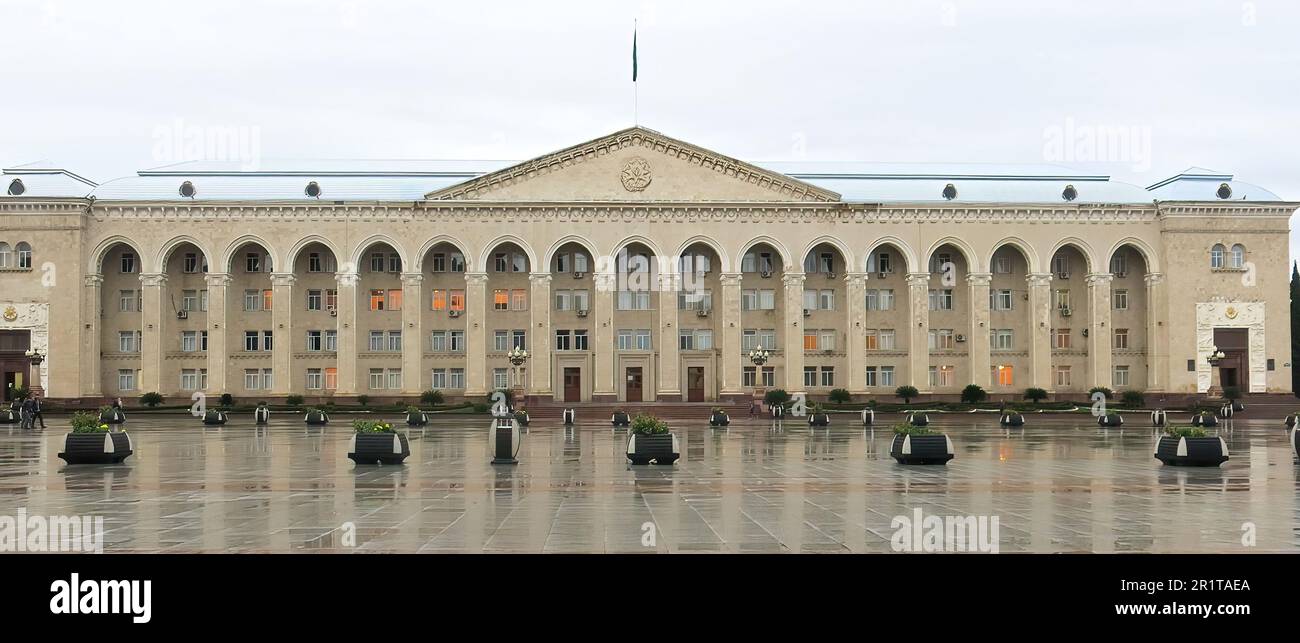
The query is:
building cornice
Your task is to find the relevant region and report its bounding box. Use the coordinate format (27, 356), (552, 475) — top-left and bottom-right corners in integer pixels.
(81, 200), (1171, 223)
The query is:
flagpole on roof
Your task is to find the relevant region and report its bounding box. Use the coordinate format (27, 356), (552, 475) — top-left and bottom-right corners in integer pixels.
(633, 19), (638, 126)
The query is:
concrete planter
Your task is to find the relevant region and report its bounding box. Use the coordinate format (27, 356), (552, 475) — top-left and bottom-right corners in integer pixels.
(99, 408), (126, 424)
(304, 411), (329, 426)
(908, 412), (929, 427)
(709, 411), (730, 426)
(202, 410), (228, 425)
(1154, 435), (1228, 467)
(611, 411), (630, 427)
(999, 412), (1025, 427)
(1097, 414), (1123, 427)
(1191, 413), (1218, 427)
(254, 406), (270, 424)
(405, 410), (428, 426)
(890, 433), (954, 465)
(347, 432), (410, 465)
(626, 433), (680, 465)
(807, 413), (830, 426)
(58, 432), (133, 464)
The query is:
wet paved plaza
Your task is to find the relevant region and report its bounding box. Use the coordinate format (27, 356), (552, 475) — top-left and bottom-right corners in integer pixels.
(2, 413), (1298, 553)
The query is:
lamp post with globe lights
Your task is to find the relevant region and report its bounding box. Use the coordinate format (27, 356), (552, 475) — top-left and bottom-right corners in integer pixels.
(506, 346), (529, 407)
(24, 348), (44, 398)
(1206, 346), (1227, 397)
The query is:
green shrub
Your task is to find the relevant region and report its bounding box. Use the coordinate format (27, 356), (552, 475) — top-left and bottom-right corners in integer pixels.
(405, 405), (421, 414)
(286, 394), (305, 407)
(764, 389), (791, 407)
(352, 419), (395, 433)
(1164, 426), (1207, 438)
(219, 393), (234, 407)
(357, 394), (370, 407)
(70, 411), (109, 433)
(895, 385), (919, 404)
(828, 388), (851, 404)
(11, 386), (30, 401)
(960, 384), (987, 404)
(421, 389), (444, 406)
(1120, 390), (1144, 407)
(1088, 387), (1113, 400)
(630, 413), (670, 435)
(1023, 388), (1048, 404)
(891, 422), (934, 436)
(140, 392), (164, 407)
(472, 403), (490, 413)
(1223, 386), (1241, 401)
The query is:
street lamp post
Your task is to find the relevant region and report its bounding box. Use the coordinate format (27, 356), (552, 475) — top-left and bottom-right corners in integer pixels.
(748, 348), (770, 410)
(23, 348), (44, 398)
(506, 346), (530, 407)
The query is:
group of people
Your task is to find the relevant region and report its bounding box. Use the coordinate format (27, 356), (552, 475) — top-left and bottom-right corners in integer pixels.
(9, 394), (45, 430)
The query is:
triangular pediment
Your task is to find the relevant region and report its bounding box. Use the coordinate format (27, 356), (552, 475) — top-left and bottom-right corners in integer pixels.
(424, 126), (840, 202)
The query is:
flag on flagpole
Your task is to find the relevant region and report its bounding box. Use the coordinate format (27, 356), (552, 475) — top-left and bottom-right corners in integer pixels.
(632, 24), (638, 82)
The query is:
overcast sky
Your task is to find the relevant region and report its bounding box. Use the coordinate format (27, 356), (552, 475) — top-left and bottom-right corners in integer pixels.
(3, 0), (1298, 262)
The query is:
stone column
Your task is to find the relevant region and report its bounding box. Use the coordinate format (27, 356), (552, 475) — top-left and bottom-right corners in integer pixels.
(463, 272), (490, 396)
(400, 272), (423, 394)
(845, 272), (868, 393)
(967, 272), (993, 388)
(1086, 273), (1114, 388)
(782, 273), (806, 394)
(82, 274), (103, 396)
(592, 272), (617, 400)
(1144, 272), (1166, 391)
(139, 273), (167, 394)
(528, 272), (553, 397)
(334, 270), (359, 394)
(656, 273), (681, 400)
(906, 272), (931, 391)
(719, 272), (744, 396)
(270, 272), (295, 395)
(204, 273), (230, 394)
(1026, 272), (1053, 391)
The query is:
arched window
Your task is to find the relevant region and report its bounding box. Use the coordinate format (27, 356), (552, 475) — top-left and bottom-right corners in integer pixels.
(0, 243), (10, 268)
(1230, 244), (1245, 269)
(16, 242), (31, 269)
(1210, 244), (1225, 269)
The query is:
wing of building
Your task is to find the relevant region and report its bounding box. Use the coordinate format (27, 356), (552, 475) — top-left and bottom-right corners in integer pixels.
(1, 126), (1294, 403)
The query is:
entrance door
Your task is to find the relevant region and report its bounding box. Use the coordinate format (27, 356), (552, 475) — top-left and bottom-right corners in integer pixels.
(626, 367), (643, 402)
(1220, 367), (1239, 389)
(3, 371), (16, 401)
(563, 368), (581, 402)
(687, 367), (705, 402)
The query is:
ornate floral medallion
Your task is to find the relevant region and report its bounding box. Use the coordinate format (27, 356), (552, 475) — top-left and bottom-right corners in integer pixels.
(620, 157), (652, 192)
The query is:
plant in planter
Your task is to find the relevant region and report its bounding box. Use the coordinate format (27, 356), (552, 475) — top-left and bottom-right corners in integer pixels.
(1285, 411), (1300, 429)
(889, 423), (954, 465)
(421, 389), (444, 406)
(201, 409), (228, 425)
(58, 412), (133, 464)
(828, 388), (851, 404)
(610, 409), (631, 427)
(513, 406), (530, 426)
(860, 406), (875, 426)
(98, 405), (126, 424)
(140, 392), (164, 408)
(807, 403), (830, 426)
(254, 402), (270, 424)
(708, 406), (730, 426)
(303, 407), (330, 425)
(764, 388), (792, 409)
(405, 405), (428, 426)
(0, 406), (18, 423)
(1155, 426), (1229, 466)
(285, 394), (305, 408)
(1088, 387), (1113, 401)
(562, 408), (576, 425)
(1097, 412), (1124, 427)
(1150, 409), (1167, 426)
(1190, 410), (1218, 427)
(625, 413), (679, 465)
(907, 411), (929, 426)
(346, 419), (410, 464)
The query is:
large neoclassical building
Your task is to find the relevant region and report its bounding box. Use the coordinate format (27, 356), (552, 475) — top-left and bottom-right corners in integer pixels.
(0, 127), (1293, 404)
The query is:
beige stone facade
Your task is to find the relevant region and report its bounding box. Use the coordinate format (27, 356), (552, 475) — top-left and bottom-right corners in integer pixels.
(0, 128), (1294, 402)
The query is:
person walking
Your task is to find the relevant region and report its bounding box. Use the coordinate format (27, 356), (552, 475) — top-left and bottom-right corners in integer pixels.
(32, 394), (45, 429)
(19, 396), (34, 430)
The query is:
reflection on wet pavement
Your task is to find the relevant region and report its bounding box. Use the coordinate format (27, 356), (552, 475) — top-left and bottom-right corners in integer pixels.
(1, 414), (1296, 553)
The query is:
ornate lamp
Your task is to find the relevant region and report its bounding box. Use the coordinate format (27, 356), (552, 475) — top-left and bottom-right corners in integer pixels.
(748, 348), (770, 368)
(1206, 346), (1227, 397)
(1206, 347), (1226, 366)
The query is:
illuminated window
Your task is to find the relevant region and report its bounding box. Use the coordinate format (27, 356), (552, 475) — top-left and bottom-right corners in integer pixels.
(494, 289), (509, 310)
(431, 289), (446, 310)
(450, 290), (465, 311)
(370, 290), (385, 311)
(387, 289), (402, 311)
